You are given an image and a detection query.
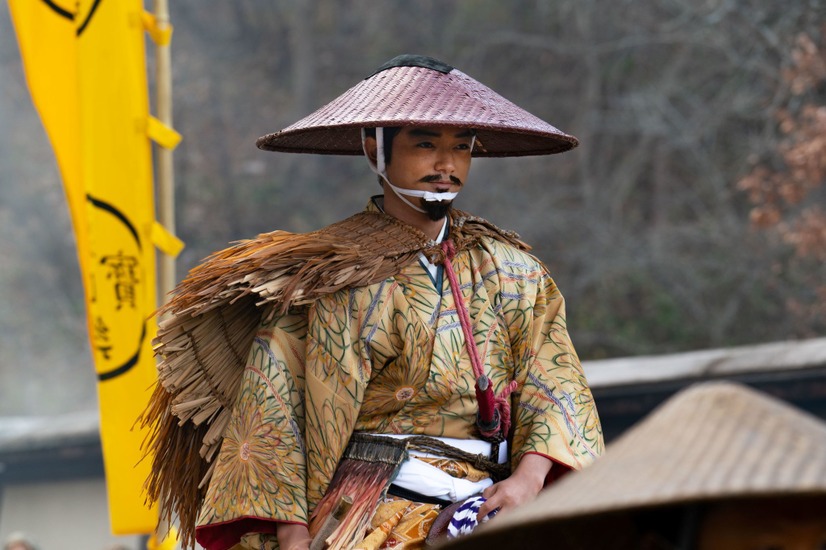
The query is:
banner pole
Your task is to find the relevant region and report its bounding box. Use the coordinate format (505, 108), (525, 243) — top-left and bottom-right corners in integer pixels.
(152, 0), (175, 546)
(154, 0), (176, 303)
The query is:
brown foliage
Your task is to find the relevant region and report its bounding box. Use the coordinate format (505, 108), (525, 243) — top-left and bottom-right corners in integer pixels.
(738, 27), (826, 325)
(739, 29), (826, 255)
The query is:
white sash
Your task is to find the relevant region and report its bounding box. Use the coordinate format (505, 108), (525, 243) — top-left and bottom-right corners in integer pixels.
(369, 434), (508, 503)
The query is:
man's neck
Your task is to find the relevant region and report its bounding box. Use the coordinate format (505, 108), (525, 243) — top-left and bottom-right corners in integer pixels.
(380, 193), (448, 241)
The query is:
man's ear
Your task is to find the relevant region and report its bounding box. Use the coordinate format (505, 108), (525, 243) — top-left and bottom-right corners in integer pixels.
(364, 136), (378, 164)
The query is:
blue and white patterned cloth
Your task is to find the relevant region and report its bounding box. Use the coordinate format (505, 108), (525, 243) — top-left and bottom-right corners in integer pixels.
(447, 496), (499, 538)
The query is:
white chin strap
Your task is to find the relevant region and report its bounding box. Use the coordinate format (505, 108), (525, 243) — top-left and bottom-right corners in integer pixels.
(362, 127), (469, 214)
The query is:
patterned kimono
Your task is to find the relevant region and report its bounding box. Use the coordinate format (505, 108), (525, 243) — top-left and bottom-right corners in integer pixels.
(195, 203), (603, 549)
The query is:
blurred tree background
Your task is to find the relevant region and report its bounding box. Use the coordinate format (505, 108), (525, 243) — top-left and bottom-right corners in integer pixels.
(1, 0), (824, 414)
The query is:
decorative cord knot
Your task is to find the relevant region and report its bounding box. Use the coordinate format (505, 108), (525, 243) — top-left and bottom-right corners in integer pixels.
(441, 239), (457, 262)
(422, 243), (446, 265)
(493, 380), (518, 440)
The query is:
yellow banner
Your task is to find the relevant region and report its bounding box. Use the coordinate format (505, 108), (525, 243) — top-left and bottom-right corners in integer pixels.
(9, 0), (177, 535)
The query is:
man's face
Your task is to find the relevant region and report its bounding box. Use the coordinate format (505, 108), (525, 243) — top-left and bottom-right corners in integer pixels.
(696, 496), (826, 550)
(384, 126), (474, 219)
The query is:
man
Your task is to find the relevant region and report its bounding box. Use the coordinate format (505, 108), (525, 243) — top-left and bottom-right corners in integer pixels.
(442, 381), (826, 550)
(144, 54), (603, 550)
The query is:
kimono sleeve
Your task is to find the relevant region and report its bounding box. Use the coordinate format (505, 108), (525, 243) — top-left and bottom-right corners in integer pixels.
(304, 289), (370, 513)
(506, 264), (604, 476)
(195, 310), (309, 550)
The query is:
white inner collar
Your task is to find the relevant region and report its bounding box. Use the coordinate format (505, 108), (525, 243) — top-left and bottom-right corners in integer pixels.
(420, 218), (448, 280)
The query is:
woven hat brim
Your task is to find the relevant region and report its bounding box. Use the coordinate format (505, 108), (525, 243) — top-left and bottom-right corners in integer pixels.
(256, 65), (578, 157)
(440, 381), (826, 549)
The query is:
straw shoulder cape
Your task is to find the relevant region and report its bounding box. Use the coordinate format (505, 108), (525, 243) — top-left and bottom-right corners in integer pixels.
(142, 206), (530, 543)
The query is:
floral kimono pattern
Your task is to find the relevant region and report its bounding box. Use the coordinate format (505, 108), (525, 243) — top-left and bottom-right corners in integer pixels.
(196, 208), (603, 549)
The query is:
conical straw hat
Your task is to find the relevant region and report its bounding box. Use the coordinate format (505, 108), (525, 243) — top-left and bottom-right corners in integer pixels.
(442, 381), (826, 549)
(257, 54), (578, 157)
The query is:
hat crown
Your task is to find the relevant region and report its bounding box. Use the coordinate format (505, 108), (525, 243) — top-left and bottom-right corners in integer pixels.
(368, 54), (454, 78)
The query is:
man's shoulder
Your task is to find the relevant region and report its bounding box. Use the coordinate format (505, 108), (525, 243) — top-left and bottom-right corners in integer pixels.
(451, 210), (531, 252)
(451, 213), (553, 278)
(476, 234), (545, 269)
(320, 210), (434, 253)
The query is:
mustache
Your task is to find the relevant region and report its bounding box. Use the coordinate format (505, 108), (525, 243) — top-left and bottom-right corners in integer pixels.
(420, 174), (463, 186)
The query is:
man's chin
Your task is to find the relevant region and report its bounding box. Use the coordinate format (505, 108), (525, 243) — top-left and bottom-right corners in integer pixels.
(422, 200), (453, 221)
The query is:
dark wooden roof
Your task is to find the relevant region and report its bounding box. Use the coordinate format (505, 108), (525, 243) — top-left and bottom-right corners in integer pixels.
(588, 337), (826, 441)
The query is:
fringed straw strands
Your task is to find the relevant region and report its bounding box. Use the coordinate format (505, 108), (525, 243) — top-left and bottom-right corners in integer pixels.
(140, 386), (210, 549)
(310, 496), (353, 550)
(140, 209), (530, 546)
(310, 434), (410, 550)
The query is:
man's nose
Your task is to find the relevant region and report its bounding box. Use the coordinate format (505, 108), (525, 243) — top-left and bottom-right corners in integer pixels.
(434, 149), (455, 174)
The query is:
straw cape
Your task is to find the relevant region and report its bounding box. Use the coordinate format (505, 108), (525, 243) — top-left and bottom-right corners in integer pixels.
(441, 381), (826, 549)
(141, 209), (529, 547)
(256, 53), (578, 157)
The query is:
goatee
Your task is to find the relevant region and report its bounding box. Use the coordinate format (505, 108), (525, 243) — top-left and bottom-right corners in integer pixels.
(422, 200), (453, 221)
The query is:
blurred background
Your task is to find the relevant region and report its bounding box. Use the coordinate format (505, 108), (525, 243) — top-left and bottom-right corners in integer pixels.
(2, 0), (824, 416)
(1, 1), (825, 548)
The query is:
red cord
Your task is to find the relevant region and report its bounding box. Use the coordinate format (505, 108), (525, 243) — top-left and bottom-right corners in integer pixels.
(441, 240), (516, 439)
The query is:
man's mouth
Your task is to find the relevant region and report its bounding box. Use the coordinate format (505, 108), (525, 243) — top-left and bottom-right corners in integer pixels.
(421, 174), (463, 187)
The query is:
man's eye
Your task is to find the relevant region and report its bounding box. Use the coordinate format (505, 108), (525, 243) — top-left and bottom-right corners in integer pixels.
(416, 142), (434, 148)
